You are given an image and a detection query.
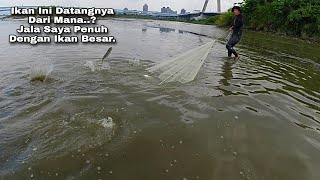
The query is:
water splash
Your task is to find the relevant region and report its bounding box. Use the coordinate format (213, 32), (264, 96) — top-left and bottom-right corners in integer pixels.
(100, 117), (115, 128)
(29, 61), (54, 82)
(100, 62), (111, 70)
(84, 60), (96, 72)
(132, 58), (140, 66)
(84, 60), (111, 72)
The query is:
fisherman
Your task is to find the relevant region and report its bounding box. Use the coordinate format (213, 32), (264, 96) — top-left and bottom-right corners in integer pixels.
(226, 6), (243, 60)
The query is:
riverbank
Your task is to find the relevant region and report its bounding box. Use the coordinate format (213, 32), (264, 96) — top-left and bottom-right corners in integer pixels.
(239, 0), (320, 42)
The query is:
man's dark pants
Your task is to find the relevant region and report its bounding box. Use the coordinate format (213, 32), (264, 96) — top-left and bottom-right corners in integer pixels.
(226, 34), (240, 57)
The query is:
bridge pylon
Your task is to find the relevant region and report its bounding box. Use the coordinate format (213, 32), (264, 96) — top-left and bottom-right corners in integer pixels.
(202, 0), (221, 13)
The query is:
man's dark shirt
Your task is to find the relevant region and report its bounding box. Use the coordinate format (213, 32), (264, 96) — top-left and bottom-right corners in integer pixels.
(232, 13), (243, 37)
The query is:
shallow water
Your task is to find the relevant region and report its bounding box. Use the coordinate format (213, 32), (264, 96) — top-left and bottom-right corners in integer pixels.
(0, 19), (320, 180)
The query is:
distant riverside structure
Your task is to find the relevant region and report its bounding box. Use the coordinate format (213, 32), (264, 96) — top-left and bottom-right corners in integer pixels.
(109, 0), (225, 19)
(161, 7), (177, 14)
(180, 8), (186, 14)
(143, 4), (148, 12)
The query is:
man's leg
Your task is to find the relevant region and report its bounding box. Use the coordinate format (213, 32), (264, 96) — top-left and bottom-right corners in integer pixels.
(226, 35), (240, 58)
(227, 49), (232, 57)
(233, 48), (239, 57)
(226, 39), (233, 57)
(227, 36), (240, 60)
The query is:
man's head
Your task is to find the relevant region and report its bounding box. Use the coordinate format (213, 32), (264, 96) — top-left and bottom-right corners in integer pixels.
(232, 6), (241, 16)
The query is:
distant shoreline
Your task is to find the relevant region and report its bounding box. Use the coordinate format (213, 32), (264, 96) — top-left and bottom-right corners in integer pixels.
(2, 14), (319, 44)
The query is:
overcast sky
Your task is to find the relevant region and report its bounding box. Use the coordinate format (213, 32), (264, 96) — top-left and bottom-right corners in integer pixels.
(0, 0), (243, 12)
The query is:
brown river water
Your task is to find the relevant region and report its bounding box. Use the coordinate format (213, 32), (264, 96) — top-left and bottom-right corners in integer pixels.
(0, 18), (320, 180)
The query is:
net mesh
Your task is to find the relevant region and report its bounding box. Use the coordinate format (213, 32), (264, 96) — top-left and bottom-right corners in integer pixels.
(147, 40), (216, 84)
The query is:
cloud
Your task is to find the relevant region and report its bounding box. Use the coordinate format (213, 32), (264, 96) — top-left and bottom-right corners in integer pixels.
(0, 0), (241, 12)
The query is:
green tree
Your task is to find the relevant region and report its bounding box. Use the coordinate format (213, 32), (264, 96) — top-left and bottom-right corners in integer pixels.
(240, 0), (320, 38)
(214, 10), (234, 27)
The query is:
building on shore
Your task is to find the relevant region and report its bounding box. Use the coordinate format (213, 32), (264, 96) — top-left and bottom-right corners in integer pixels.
(143, 4), (148, 12)
(180, 8), (186, 14)
(161, 7), (177, 14)
(161, 7), (166, 13)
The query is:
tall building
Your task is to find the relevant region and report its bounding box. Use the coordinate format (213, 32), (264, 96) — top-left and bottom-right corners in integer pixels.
(161, 6), (176, 14)
(161, 7), (166, 13)
(143, 4), (148, 12)
(166, 7), (170, 13)
(180, 8), (186, 14)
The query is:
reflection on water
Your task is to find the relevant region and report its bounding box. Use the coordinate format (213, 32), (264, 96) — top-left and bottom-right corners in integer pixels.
(159, 27), (175, 33)
(220, 59), (234, 92)
(0, 19), (320, 179)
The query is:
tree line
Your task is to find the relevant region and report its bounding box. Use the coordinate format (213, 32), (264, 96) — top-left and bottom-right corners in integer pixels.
(214, 0), (320, 39)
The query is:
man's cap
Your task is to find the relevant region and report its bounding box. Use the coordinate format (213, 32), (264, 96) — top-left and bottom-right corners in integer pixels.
(232, 6), (241, 12)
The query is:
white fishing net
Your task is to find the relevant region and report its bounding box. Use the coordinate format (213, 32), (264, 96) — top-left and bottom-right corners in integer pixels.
(147, 40), (216, 84)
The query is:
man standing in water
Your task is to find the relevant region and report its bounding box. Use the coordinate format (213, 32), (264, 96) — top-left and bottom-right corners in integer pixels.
(226, 6), (243, 60)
